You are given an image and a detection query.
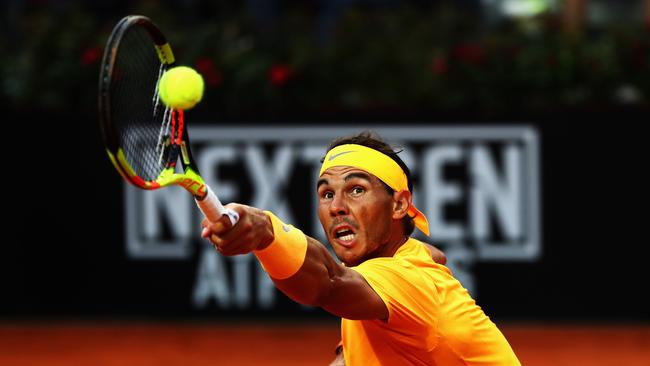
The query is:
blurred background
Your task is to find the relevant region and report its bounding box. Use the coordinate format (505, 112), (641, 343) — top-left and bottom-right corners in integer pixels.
(2, 0), (649, 365)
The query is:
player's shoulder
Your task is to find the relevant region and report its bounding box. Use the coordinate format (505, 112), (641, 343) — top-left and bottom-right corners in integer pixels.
(352, 240), (443, 313)
(354, 239), (434, 281)
(395, 238), (439, 266)
(356, 238), (428, 267)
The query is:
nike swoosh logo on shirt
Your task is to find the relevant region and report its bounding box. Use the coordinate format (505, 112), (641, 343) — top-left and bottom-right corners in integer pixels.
(328, 150), (355, 161)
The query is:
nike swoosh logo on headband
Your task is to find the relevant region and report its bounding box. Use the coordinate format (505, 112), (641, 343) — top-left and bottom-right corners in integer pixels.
(328, 150), (356, 161)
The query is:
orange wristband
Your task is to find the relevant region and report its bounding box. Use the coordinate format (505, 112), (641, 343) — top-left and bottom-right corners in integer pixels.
(254, 211), (308, 279)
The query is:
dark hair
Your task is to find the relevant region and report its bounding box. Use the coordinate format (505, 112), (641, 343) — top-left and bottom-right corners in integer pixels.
(322, 131), (416, 236)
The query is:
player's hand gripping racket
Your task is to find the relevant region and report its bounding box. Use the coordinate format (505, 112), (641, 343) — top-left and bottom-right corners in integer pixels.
(98, 15), (238, 225)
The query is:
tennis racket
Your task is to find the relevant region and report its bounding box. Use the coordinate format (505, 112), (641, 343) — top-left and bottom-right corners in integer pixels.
(98, 15), (238, 225)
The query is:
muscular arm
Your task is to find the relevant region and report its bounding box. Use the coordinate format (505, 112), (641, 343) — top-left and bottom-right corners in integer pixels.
(279, 239), (446, 318)
(273, 236), (387, 320)
(202, 204), (388, 320)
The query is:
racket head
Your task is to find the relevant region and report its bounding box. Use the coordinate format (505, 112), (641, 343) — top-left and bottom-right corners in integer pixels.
(98, 15), (207, 198)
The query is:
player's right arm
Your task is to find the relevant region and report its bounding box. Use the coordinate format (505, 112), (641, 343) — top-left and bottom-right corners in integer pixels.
(201, 204), (388, 320)
(275, 236), (446, 317)
(274, 235), (388, 320)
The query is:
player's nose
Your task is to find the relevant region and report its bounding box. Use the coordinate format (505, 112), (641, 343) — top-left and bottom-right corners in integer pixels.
(329, 193), (348, 216)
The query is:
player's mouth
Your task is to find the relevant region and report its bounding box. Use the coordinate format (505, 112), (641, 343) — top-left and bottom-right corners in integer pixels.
(332, 225), (357, 247)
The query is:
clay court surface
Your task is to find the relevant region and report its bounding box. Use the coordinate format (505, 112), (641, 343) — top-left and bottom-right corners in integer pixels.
(1, 322), (648, 365)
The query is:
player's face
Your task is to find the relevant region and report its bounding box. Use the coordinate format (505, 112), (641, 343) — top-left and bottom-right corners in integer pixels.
(317, 166), (396, 266)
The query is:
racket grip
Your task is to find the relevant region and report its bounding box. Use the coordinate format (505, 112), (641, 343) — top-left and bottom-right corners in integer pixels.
(196, 186), (239, 226)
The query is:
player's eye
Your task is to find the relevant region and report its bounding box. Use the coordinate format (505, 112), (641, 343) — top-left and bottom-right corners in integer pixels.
(350, 187), (365, 196)
(322, 191), (334, 200)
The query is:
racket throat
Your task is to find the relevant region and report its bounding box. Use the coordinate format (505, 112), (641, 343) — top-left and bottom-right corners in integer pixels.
(171, 109), (185, 145)
(162, 109), (188, 169)
(166, 145), (180, 169)
(162, 143), (190, 169)
(180, 141), (191, 166)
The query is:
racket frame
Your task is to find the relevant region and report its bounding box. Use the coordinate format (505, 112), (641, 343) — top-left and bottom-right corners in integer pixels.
(99, 15), (237, 224)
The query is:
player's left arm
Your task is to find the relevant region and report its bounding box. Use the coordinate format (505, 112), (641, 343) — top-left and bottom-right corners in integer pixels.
(424, 243), (446, 265)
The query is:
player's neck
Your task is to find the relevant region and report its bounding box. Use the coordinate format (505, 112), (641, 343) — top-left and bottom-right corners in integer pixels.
(373, 233), (409, 260)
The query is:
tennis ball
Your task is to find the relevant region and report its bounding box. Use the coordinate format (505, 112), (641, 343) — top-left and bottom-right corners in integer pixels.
(158, 66), (204, 110)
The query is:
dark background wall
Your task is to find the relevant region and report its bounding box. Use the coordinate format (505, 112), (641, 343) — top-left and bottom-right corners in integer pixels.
(3, 0), (648, 323)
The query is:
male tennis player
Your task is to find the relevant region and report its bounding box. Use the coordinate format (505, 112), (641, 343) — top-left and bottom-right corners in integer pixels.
(201, 131), (520, 365)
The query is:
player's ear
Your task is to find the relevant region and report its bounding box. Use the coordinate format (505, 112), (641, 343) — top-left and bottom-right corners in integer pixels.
(392, 190), (411, 220)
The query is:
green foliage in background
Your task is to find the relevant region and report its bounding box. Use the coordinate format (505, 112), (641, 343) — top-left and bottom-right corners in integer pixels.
(2, 3), (649, 117)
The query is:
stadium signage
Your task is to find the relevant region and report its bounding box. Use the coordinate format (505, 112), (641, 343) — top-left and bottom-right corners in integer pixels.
(124, 126), (540, 310)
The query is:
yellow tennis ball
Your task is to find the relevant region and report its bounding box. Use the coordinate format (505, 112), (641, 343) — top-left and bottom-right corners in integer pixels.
(158, 66), (204, 110)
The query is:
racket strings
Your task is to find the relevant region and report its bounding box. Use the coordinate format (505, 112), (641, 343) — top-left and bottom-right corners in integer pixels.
(111, 26), (170, 182)
(152, 63), (165, 114)
(156, 106), (172, 167)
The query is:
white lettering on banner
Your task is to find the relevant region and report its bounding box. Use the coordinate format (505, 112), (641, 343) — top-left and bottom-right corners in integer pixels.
(300, 145), (330, 238)
(192, 248), (276, 309)
(126, 185), (193, 259)
(245, 144), (296, 224)
(198, 145), (239, 201)
(470, 144), (522, 242)
(422, 145), (464, 241)
(193, 245), (231, 308)
(124, 126), (541, 309)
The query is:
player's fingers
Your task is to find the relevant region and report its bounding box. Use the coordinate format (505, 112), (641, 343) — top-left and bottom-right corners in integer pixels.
(207, 214), (235, 235)
(210, 220), (257, 255)
(218, 234), (256, 256)
(201, 217), (211, 228)
(201, 218), (211, 238)
(201, 203), (246, 237)
(210, 233), (224, 247)
(201, 226), (210, 238)
(210, 203), (246, 234)
(220, 205), (271, 243)
(201, 217), (218, 238)
(212, 237), (251, 257)
(210, 228), (247, 256)
(218, 215), (253, 242)
(212, 241), (224, 254)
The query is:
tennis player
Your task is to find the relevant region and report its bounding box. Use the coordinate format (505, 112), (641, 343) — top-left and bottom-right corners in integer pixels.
(201, 131), (520, 365)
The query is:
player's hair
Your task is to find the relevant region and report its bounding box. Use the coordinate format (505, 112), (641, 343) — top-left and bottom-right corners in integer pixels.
(322, 131), (416, 236)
